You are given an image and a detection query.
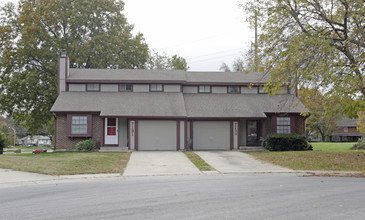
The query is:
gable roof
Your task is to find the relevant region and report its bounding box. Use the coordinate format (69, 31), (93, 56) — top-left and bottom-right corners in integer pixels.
(336, 118), (359, 127)
(67, 69), (268, 84)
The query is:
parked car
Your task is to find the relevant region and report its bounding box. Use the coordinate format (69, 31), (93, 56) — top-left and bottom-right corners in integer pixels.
(32, 149), (47, 154)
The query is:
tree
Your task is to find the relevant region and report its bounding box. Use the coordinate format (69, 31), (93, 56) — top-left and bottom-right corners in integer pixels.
(0, 0), (149, 134)
(298, 88), (337, 141)
(219, 57), (246, 72)
(357, 111), (365, 135)
(147, 51), (189, 71)
(243, 0), (365, 117)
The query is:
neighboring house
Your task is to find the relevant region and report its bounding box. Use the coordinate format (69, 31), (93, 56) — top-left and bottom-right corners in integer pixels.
(51, 54), (308, 151)
(17, 135), (51, 146)
(330, 118), (363, 142)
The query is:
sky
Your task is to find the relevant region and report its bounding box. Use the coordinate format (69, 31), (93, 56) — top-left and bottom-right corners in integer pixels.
(0, 0), (253, 71)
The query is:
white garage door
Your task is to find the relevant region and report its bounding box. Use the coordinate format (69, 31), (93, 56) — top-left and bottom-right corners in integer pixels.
(193, 121), (230, 150)
(138, 120), (177, 150)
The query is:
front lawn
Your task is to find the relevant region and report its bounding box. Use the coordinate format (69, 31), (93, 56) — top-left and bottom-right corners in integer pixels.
(0, 152), (131, 175)
(311, 142), (356, 151)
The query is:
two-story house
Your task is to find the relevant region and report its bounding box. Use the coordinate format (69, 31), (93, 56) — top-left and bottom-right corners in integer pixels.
(51, 54), (308, 151)
(330, 118), (363, 142)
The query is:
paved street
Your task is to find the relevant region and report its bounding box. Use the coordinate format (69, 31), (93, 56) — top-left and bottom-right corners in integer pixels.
(0, 175), (364, 220)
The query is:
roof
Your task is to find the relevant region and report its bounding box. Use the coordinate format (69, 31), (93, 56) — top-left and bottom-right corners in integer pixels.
(67, 69), (268, 84)
(336, 118), (359, 127)
(50, 92), (187, 117)
(331, 132), (363, 137)
(51, 92), (307, 118)
(183, 94), (307, 118)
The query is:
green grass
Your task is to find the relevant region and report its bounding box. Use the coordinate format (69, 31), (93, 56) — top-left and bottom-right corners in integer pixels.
(184, 151), (215, 171)
(0, 152), (131, 175)
(311, 142), (356, 151)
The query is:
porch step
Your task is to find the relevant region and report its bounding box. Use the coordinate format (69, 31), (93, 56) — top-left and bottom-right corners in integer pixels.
(99, 147), (130, 152)
(239, 146), (268, 152)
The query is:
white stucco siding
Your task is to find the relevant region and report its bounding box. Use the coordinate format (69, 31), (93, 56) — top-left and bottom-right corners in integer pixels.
(212, 86), (227, 94)
(69, 84), (86, 92)
(134, 84), (149, 92)
(118, 119), (128, 147)
(183, 86), (198, 93)
(101, 84), (118, 92)
(138, 120), (177, 150)
(193, 121), (230, 150)
(164, 85), (181, 92)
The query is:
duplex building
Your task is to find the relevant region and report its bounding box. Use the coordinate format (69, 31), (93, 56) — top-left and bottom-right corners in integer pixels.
(51, 54), (308, 151)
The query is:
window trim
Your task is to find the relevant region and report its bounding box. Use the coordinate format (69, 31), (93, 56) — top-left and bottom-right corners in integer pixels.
(227, 85), (241, 94)
(198, 85), (211, 93)
(67, 114), (92, 137)
(119, 83), (133, 92)
(276, 117), (291, 134)
(150, 83), (164, 92)
(86, 83), (100, 92)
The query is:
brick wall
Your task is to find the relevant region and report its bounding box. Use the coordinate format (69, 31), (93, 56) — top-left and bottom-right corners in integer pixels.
(55, 114), (102, 150)
(264, 113), (306, 135)
(294, 115), (306, 134)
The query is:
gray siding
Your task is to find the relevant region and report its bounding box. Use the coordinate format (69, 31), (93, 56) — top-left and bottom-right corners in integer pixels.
(138, 120), (176, 150)
(183, 86), (198, 93)
(101, 84), (118, 92)
(69, 84), (86, 92)
(212, 86), (227, 94)
(118, 118), (128, 147)
(164, 84), (181, 92)
(193, 121), (230, 150)
(134, 84), (149, 92)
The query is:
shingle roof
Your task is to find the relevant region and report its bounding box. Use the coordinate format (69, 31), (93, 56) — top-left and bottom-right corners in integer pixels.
(336, 118), (359, 127)
(183, 94), (307, 118)
(51, 92), (307, 118)
(67, 69), (268, 84)
(50, 92), (187, 117)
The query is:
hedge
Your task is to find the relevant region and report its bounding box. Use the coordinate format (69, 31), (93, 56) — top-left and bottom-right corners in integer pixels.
(262, 134), (313, 151)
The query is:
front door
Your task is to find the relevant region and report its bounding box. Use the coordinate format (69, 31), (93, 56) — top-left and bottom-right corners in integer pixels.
(247, 120), (259, 146)
(105, 118), (118, 145)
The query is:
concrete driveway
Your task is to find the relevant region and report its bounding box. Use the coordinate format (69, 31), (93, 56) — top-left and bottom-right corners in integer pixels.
(123, 151), (201, 176)
(195, 151), (294, 174)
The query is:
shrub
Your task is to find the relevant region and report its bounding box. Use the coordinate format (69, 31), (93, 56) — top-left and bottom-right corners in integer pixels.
(76, 139), (95, 151)
(0, 131), (6, 154)
(262, 134), (312, 151)
(351, 139), (365, 150)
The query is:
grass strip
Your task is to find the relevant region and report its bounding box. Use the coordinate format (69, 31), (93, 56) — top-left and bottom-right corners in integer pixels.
(0, 152), (131, 175)
(247, 151), (365, 172)
(184, 151), (215, 171)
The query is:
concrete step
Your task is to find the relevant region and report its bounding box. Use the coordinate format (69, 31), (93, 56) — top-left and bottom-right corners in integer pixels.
(99, 147), (130, 152)
(239, 146), (268, 152)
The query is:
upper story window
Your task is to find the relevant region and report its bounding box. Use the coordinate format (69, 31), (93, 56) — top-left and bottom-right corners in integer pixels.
(199, 85), (211, 93)
(344, 127), (348, 132)
(120, 83), (132, 92)
(150, 83), (163, 91)
(228, 85), (240, 94)
(259, 85), (267, 94)
(277, 117), (291, 134)
(87, 83), (99, 91)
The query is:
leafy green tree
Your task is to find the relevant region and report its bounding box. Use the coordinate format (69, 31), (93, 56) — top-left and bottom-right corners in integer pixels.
(147, 51), (188, 71)
(0, 0), (149, 134)
(298, 88), (337, 141)
(357, 111), (365, 135)
(243, 0), (365, 117)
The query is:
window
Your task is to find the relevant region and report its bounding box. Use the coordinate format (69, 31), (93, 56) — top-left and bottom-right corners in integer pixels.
(228, 85), (240, 94)
(259, 86), (267, 94)
(199, 85), (211, 93)
(150, 83), (163, 91)
(71, 116), (88, 135)
(120, 83), (132, 92)
(277, 117), (291, 134)
(87, 83), (99, 91)
(344, 127), (348, 132)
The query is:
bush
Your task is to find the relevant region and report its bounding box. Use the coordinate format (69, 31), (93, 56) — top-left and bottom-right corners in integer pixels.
(76, 139), (95, 151)
(351, 139), (365, 150)
(0, 131), (6, 154)
(262, 134), (312, 151)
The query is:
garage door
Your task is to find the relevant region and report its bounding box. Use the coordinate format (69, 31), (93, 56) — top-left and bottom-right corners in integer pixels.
(138, 120), (177, 150)
(193, 121), (230, 150)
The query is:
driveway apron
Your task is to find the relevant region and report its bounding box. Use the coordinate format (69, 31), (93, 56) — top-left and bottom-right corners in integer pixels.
(195, 151), (294, 173)
(123, 151), (201, 176)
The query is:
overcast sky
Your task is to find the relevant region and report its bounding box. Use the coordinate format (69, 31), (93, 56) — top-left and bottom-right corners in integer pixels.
(0, 0), (253, 71)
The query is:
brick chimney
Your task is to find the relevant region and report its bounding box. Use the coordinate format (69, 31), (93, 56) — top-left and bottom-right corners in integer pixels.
(57, 50), (69, 96)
